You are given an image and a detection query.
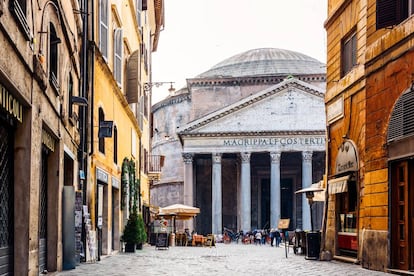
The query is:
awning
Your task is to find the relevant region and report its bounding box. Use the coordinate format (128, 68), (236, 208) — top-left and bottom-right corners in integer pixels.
(328, 175), (350, 194)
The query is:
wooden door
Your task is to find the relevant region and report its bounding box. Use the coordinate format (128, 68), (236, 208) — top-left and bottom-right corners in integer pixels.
(392, 161), (409, 270)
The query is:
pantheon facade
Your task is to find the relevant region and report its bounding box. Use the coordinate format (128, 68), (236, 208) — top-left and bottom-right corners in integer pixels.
(151, 48), (326, 235)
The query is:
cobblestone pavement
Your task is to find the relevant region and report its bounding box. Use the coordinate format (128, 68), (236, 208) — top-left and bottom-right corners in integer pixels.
(57, 243), (389, 276)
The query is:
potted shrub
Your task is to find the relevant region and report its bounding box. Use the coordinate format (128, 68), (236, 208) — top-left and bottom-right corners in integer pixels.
(122, 210), (147, 252)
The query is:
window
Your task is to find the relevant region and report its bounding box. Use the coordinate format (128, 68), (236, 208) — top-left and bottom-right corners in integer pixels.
(113, 28), (123, 87)
(136, 0), (142, 26)
(376, 0), (414, 29)
(341, 30), (357, 77)
(68, 75), (73, 118)
(113, 126), (118, 164)
(99, 0), (109, 60)
(99, 108), (105, 153)
(10, 0), (31, 40)
(49, 23), (60, 91)
(337, 181), (357, 233)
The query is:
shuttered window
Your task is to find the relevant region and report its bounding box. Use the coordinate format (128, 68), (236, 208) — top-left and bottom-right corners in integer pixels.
(376, 0), (410, 29)
(99, 0), (109, 60)
(388, 87), (414, 142)
(341, 30), (357, 77)
(114, 28), (123, 87)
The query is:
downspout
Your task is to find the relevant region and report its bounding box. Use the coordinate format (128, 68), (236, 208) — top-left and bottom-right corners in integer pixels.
(90, 0), (97, 261)
(80, 0), (89, 261)
(90, 0), (95, 156)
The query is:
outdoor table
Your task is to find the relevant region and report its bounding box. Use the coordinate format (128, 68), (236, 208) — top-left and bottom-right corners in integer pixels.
(192, 234), (206, 246)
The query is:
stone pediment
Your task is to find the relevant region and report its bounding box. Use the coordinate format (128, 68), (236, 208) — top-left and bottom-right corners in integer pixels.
(178, 78), (326, 136)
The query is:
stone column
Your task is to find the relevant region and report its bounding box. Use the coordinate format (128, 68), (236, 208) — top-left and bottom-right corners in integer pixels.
(270, 152), (281, 229)
(182, 153), (194, 231)
(240, 152), (251, 233)
(212, 153), (222, 234)
(302, 151), (313, 231)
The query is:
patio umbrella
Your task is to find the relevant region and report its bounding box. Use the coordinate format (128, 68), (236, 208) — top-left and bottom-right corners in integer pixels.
(158, 204), (200, 232)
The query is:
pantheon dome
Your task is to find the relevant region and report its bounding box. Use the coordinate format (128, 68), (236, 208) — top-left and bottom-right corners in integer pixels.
(197, 48), (326, 78)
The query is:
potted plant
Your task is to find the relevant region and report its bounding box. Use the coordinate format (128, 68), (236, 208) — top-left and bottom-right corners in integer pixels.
(122, 209), (147, 252)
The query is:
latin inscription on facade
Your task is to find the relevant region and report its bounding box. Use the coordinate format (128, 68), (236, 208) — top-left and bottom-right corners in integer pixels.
(223, 137), (325, 147)
(0, 83), (23, 122)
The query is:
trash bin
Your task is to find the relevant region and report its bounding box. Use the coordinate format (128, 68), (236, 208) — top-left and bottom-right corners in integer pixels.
(169, 233), (175, 247)
(305, 231), (320, 260)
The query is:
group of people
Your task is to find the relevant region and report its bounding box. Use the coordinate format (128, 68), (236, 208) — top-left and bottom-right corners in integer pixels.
(251, 228), (281, 246)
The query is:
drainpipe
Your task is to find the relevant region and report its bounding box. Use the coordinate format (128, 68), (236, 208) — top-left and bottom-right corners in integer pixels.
(79, 0), (89, 262)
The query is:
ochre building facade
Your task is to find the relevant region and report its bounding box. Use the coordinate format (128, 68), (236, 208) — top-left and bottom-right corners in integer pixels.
(324, 0), (414, 273)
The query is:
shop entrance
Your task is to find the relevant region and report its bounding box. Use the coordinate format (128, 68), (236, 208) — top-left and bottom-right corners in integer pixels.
(0, 122), (14, 274)
(391, 160), (414, 270)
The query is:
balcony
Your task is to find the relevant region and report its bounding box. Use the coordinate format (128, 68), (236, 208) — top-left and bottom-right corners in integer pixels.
(148, 155), (165, 181)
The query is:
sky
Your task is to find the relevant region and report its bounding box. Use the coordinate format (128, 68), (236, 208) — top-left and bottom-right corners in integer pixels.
(151, 0), (328, 104)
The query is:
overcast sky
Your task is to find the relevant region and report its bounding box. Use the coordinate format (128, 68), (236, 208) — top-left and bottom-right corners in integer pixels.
(151, 0), (328, 103)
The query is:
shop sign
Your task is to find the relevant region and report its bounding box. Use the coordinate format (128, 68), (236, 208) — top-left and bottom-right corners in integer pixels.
(96, 167), (109, 184)
(327, 96), (344, 124)
(335, 140), (358, 174)
(0, 83), (23, 123)
(112, 176), (120, 189)
(42, 129), (55, 152)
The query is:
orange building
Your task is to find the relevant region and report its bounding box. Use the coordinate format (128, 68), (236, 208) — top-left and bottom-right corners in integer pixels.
(324, 0), (414, 273)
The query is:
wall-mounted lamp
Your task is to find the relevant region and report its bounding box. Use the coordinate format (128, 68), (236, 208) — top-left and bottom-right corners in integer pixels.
(71, 96), (88, 106)
(143, 81), (175, 93)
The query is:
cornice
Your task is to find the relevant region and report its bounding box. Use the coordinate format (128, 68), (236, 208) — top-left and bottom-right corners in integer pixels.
(152, 91), (191, 112)
(179, 130), (326, 138)
(187, 74), (326, 88)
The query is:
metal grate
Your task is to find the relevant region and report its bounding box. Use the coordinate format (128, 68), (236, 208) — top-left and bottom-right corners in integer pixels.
(0, 123), (13, 275)
(39, 148), (48, 272)
(0, 124), (13, 247)
(39, 149), (48, 239)
(388, 88), (414, 142)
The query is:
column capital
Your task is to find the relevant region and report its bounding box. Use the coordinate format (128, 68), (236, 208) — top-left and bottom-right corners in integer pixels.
(302, 151), (313, 163)
(240, 152), (251, 163)
(270, 152), (281, 164)
(182, 153), (194, 164)
(212, 152), (222, 164)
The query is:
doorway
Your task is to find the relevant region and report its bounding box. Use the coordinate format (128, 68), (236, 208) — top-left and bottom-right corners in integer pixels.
(391, 160), (414, 270)
(281, 179), (293, 229)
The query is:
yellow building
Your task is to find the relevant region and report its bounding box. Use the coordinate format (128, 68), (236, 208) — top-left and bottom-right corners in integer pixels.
(86, 0), (164, 260)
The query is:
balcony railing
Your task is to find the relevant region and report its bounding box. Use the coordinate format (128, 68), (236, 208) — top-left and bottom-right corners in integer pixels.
(148, 155), (165, 181)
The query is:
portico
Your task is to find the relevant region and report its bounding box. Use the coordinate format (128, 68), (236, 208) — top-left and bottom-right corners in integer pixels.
(180, 133), (325, 234)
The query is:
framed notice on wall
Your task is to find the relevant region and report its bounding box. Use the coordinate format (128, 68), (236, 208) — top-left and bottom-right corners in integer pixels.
(278, 218), (290, 230)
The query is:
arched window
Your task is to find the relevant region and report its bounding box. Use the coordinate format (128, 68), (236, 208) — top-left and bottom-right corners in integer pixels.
(113, 126), (118, 164)
(99, 108), (105, 153)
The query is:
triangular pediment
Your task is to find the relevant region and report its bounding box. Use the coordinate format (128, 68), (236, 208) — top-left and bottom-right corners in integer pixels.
(178, 78), (326, 136)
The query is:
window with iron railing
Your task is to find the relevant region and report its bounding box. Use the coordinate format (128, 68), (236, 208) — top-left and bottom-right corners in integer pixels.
(148, 155), (165, 173)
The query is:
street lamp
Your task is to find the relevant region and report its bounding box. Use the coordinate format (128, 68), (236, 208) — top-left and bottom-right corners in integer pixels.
(143, 82), (175, 93)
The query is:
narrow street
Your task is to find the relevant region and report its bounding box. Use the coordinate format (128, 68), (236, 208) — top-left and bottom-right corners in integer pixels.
(57, 243), (389, 276)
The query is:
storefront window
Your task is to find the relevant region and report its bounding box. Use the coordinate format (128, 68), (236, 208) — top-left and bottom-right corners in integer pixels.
(338, 181), (357, 233)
